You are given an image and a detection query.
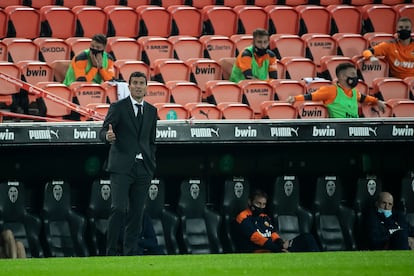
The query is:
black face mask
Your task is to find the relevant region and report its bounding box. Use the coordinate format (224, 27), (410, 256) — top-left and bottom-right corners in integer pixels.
(254, 46), (268, 56)
(90, 48), (104, 56)
(397, 29), (411, 40)
(250, 205), (265, 217)
(346, 76), (359, 88)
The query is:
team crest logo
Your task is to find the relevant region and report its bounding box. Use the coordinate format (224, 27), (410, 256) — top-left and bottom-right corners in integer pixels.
(326, 181), (336, 197)
(284, 181), (294, 197)
(8, 187), (18, 203)
(148, 184), (159, 201)
(234, 182), (244, 198)
(101, 185), (111, 201)
(53, 185), (63, 201)
(367, 180), (377, 196)
(190, 184), (200, 200)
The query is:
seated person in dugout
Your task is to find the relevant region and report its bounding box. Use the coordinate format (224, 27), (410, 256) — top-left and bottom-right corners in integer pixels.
(287, 62), (386, 118)
(0, 227), (26, 259)
(363, 191), (414, 250)
(235, 189), (320, 253)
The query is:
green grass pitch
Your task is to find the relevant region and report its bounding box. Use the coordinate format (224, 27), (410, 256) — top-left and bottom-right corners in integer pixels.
(1, 251), (413, 275)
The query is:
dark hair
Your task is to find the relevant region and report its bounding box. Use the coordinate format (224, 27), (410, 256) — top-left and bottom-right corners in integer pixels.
(92, 34), (107, 46)
(129, 71), (147, 85)
(249, 188), (268, 201)
(252, 28), (269, 39)
(398, 17), (412, 26)
(335, 62), (356, 78)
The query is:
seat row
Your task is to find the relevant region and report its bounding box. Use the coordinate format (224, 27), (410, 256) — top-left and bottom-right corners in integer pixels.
(0, 3), (413, 40)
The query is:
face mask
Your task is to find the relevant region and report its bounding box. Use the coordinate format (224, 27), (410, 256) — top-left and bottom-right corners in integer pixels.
(397, 29), (411, 40)
(378, 208), (392, 218)
(346, 76), (358, 88)
(254, 46), (268, 56)
(250, 205), (265, 217)
(90, 48), (104, 56)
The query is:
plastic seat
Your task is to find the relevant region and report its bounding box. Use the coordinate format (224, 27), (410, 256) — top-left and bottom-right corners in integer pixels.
(168, 5), (202, 37)
(152, 58), (190, 84)
(5, 5), (40, 39)
(332, 33), (368, 59)
(165, 80), (202, 106)
(0, 8), (6, 39)
(319, 55), (354, 81)
(185, 58), (222, 100)
(0, 180), (44, 258)
(390, 100), (414, 117)
(261, 101), (298, 119)
(190, 0), (216, 9)
(39, 5), (76, 39)
(312, 175), (356, 251)
(65, 37), (92, 59)
(145, 178), (180, 255)
(104, 5), (139, 38)
(269, 175), (313, 241)
(265, 5), (300, 35)
(233, 5), (268, 35)
(237, 79), (274, 119)
(254, 0), (276, 7)
(201, 5), (238, 37)
(371, 77), (410, 102)
(69, 82), (107, 108)
(2, 38), (38, 63)
(363, 32), (394, 48)
(219, 57), (235, 81)
(93, 0), (119, 9)
(185, 102), (222, 120)
(0, 0), (22, 8)
(72, 5), (108, 38)
(136, 5), (171, 37)
(327, 5), (362, 34)
(125, 0), (152, 8)
(230, 34), (252, 57)
(114, 60), (150, 82)
(270, 79), (306, 101)
(106, 37), (141, 61)
(281, 56), (316, 81)
(393, 4), (414, 22)
(205, 80), (243, 105)
(60, 0), (88, 8)
(168, 35), (203, 61)
(270, 34), (305, 60)
(361, 4), (397, 34)
(137, 36), (174, 71)
(403, 76), (414, 100)
(199, 35), (236, 63)
(42, 180), (89, 257)
(220, 176), (250, 253)
(177, 178), (223, 254)
(36, 82), (72, 118)
(218, 102), (254, 120)
(0, 62), (20, 107)
(33, 38), (71, 65)
(400, 171), (414, 229)
(360, 101), (392, 118)
(146, 81), (171, 105)
(154, 102), (189, 120)
(50, 59), (71, 83)
(296, 5), (331, 35)
(304, 78), (333, 95)
(296, 102), (329, 119)
(301, 33), (337, 73)
(353, 55), (389, 90)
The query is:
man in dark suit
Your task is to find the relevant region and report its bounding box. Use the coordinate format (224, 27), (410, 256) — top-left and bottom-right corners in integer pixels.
(100, 71), (158, 256)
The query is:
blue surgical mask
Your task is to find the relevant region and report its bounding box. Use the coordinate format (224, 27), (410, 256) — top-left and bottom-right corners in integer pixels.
(378, 208), (392, 218)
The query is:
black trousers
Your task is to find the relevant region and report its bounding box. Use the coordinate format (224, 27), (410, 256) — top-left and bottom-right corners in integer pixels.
(106, 160), (151, 256)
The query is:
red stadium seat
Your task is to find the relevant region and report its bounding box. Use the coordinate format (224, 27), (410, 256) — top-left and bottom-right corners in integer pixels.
(4, 5), (40, 39)
(0, 0), (22, 9)
(137, 36), (173, 71)
(33, 38), (70, 65)
(233, 5), (268, 35)
(72, 6), (108, 38)
(361, 4), (397, 34)
(363, 32), (394, 48)
(254, 0), (276, 7)
(296, 5), (331, 35)
(222, 0), (247, 7)
(190, 0), (216, 9)
(269, 79), (306, 101)
(270, 34), (305, 60)
(360, 102), (392, 118)
(389, 100), (414, 118)
(393, 4), (414, 23)
(65, 37), (92, 59)
(165, 80), (202, 106)
(304, 79), (333, 95)
(332, 33), (368, 59)
(371, 77), (410, 102)
(237, 80), (274, 119)
(146, 81), (171, 105)
(230, 34), (253, 57)
(327, 5), (362, 34)
(168, 5), (202, 37)
(69, 82), (107, 107)
(60, 0), (88, 8)
(260, 101), (298, 119)
(125, 0), (151, 8)
(199, 35), (236, 63)
(1, 38), (38, 63)
(403, 76), (414, 99)
(154, 102), (189, 120)
(201, 6), (238, 37)
(295, 102), (329, 119)
(353, 55), (389, 91)
(93, 0), (120, 9)
(36, 82), (72, 118)
(114, 60), (150, 82)
(152, 58), (190, 83)
(168, 35), (203, 61)
(185, 103), (222, 120)
(319, 55), (355, 81)
(136, 5), (171, 37)
(218, 102), (254, 120)
(185, 58), (222, 100)
(39, 5), (76, 39)
(0, 8), (6, 39)
(104, 5), (139, 38)
(0, 62), (20, 106)
(50, 59), (70, 83)
(281, 57), (316, 81)
(205, 80), (243, 105)
(106, 37), (141, 61)
(301, 33), (337, 73)
(265, 5), (300, 35)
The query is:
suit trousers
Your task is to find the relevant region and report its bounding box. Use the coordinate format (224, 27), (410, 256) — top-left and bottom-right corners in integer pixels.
(106, 160), (152, 256)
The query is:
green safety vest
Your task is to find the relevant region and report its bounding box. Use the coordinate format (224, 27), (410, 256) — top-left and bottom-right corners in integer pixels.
(327, 85), (359, 118)
(229, 46), (269, 83)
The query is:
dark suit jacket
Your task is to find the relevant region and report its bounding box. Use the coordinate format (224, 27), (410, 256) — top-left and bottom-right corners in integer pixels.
(100, 96), (157, 176)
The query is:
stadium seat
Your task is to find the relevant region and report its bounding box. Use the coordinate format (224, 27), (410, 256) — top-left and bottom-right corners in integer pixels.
(114, 60), (150, 82)
(0, 180), (44, 258)
(60, 0), (88, 8)
(389, 100), (414, 118)
(218, 102), (254, 120)
(72, 5), (108, 38)
(158, 0), (186, 8)
(5, 5), (40, 39)
(304, 78), (333, 95)
(0, 8), (6, 39)
(2, 37), (38, 63)
(222, 0), (247, 7)
(220, 176), (250, 253)
(168, 35), (203, 61)
(230, 34), (252, 57)
(281, 56), (316, 81)
(154, 102), (189, 120)
(237, 79), (274, 119)
(360, 101), (392, 118)
(363, 32), (394, 48)
(201, 5), (238, 37)
(65, 37), (92, 59)
(93, 0), (120, 9)
(165, 80), (202, 106)
(327, 5), (362, 35)
(332, 33), (368, 59)
(104, 5), (139, 38)
(0, 0), (22, 8)
(301, 33), (337, 74)
(33, 38), (71, 64)
(284, 0), (309, 5)
(361, 4), (397, 34)
(50, 59), (71, 83)
(270, 79), (306, 101)
(269, 34), (305, 60)
(312, 175), (356, 251)
(295, 102), (329, 119)
(0, 62), (20, 107)
(145, 81), (171, 105)
(260, 101), (298, 119)
(348, 0), (375, 6)
(136, 5), (171, 37)
(168, 5), (202, 37)
(400, 171), (414, 228)
(69, 82), (107, 108)
(218, 57), (235, 81)
(36, 82), (72, 118)
(393, 4), (414, 23)
(186, 58), (222, 100)
(296, 5), (331, 35)
(319, 55), (354, 81)
(265, 5), (300, 35)
(176, 178), (223, 254)
(371, 77), (410, 102)
(39, 5), (76, 39)
(41, 180), (89, 257)
(106, 37), (141, 61)
(29, 0), (57, 9)
(145, 178), (180, 255)
(269, 175), (313, 241)
(352, 55), (389, 91)
(199, 35), (236, 63)
(403, 76), (414, 100)
(137, 36), (174, 71)
(125, 0), (152, 8)
(233, 5), (268, 35)
(254, 0), (276, 7)
(185, 102), (222, 120)
(152, 58), (190, 84)
(353, 175), (382, 250)
(205, 80), (243, 105)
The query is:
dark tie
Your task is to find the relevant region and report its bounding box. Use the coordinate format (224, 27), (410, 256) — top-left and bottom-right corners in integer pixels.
(135, 103), (142, 118)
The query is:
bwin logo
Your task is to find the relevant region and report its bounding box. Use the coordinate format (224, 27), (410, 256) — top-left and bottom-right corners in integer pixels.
(156, 127), (177, 138)
(392, 125), (414, 136)
(234, 126), (257, 137)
